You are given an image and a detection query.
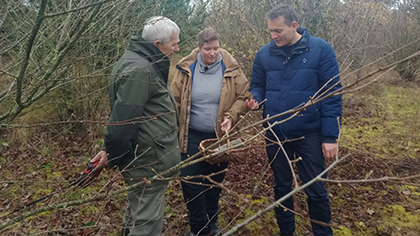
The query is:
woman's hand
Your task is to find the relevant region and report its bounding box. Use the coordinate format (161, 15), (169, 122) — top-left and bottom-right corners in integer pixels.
(221, 119), (232, 134)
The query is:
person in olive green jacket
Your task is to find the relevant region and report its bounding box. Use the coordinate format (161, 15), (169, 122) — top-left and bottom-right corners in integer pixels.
(90, 16), (181, 236)
(171, 28), (252, 236)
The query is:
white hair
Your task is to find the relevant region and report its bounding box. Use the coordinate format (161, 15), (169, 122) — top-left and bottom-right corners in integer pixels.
(142, 16), (180, 45)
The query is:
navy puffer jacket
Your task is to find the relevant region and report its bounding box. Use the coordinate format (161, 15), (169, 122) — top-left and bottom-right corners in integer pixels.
(250, 27), (342, 142)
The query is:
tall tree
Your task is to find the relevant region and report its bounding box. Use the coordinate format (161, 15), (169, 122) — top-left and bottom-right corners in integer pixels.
(383, 0), (420, 81)
(0, 0), (204, 128)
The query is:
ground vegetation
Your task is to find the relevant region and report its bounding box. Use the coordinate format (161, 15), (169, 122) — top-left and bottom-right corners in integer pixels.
(1, 0), (420, 235)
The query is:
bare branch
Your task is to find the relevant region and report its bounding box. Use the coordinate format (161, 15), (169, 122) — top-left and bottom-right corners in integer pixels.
(266, 120), (299, 188)
(0, 4), (8, 30)
(0, 179), (148, 230)
(222, 153), (352, 236)
(279, 204), (342, 230)
(320, 173), (420, 184)
(0, 2), (106, 124)
(15, 0), (48, 107)
(45, 0), (116, 18)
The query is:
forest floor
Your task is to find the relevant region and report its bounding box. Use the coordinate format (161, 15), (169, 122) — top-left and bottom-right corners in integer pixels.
(1, 76), (420, 236)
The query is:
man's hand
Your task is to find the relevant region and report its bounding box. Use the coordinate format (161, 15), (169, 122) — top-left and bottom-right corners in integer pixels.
(245, 99), (259, 110)
(91, 150), (108, 170)
(221, 119), (232, 134)
(78, 150), (108, 187)
(322, 143), (338, 161)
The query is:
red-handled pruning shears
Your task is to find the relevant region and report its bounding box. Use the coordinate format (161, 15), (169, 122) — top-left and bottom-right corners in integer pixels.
(7, 160), (101, 215)
(74, 160), (101, 188)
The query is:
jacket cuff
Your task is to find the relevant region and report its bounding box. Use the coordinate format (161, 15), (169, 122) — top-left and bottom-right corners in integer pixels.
(322, 136), (337, 143)
(224, 114), (235, 125)
(254, 99), (263, 110)
(100, 141), (106, 151)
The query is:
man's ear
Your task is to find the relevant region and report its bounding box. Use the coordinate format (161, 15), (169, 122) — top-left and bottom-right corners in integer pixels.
(153, 39), (160, 47)
(292, 21), (298, 30)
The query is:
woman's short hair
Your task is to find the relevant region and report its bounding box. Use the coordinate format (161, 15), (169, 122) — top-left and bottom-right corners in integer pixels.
(142, 16), (180, 45)
(198, 28), (222, 48)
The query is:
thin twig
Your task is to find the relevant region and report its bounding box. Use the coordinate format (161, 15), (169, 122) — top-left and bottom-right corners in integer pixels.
(279, 204), (342, 229)
(45, 0), (115, 18)
(320, 173), (420, 184)
(222, 153), (352, 236)
(266, 119), (300, 188)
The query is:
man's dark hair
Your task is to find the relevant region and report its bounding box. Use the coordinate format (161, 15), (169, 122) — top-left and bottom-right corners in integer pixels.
(198, 28), (222, 48)
(267, 4), (298, 26)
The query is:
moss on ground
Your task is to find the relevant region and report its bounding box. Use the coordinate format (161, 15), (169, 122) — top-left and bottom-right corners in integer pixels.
(342, 85), (420, 159)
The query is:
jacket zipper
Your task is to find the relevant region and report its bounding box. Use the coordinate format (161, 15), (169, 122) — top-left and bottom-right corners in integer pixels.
(284, 45), (307, 64)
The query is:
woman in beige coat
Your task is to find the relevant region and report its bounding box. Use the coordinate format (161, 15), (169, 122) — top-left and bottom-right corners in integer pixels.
(171, 28), (251, 236)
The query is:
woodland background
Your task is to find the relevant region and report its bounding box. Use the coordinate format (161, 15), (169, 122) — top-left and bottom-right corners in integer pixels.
(1, 0), (420, 235)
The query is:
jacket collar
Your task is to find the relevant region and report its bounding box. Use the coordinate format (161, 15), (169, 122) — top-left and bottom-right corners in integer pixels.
(128, 35), (170, 82)
(270, 27), (309, 56)
(176, 48), (240, 76)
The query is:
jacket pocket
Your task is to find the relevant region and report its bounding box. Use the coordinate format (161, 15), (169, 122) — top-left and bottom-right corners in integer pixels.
(153, 129), (181, 178)
(153, 129), (177, 148)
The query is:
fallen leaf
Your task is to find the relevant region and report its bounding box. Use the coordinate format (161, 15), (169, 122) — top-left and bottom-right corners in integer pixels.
(402, 189), (411, 195)
(262, 227), (271, 235)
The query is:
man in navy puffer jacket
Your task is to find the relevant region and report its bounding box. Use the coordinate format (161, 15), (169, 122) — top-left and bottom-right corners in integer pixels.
(245, 4), (342, 236)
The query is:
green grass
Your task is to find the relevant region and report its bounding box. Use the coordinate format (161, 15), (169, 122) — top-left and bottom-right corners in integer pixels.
(342, 85), (420, 158)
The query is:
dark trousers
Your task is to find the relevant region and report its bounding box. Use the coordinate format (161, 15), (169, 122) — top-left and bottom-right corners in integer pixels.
(266, 131), (332, 236)
(181, 129), (228, 235)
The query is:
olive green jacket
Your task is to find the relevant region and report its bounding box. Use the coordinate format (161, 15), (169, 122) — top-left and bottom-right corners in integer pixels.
(103, 36), (181, 186)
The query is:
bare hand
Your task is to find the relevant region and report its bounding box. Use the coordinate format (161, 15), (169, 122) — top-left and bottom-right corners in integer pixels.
(91, 150), (108, 170)
(81, 150), (108, 186)
(221, 119), (232, 134)
(245, 99), (259, 110)
(322, 143), (338, 161)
